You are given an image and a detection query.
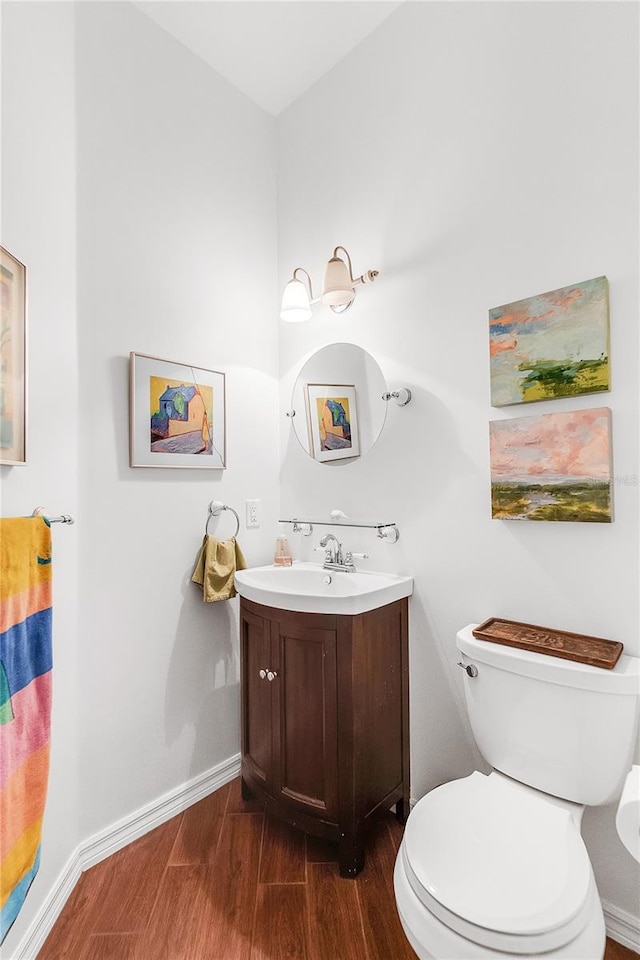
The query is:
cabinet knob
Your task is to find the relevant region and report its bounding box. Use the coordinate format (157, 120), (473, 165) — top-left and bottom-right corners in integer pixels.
(259, 669), (267, 680)
(267, 670), (278, 682)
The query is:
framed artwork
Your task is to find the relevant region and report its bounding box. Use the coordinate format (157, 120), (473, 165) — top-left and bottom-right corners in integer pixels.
(489, 407), (612, 523)
(0, 246), (27, 465)
(129, 353), (226, 468)
(489, 276), (610, 407)
(305, 383), (360, 462)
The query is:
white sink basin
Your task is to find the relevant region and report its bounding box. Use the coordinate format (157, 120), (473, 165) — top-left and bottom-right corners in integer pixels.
(234, 561), (413, 615)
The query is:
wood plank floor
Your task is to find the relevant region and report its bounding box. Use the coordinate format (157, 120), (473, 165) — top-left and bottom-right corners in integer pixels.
(37, 777), (638, 960)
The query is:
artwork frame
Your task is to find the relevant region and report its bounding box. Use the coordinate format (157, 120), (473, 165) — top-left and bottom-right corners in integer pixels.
(489, 276), (610, 407)
(305, 383), (360, 462)
(129, 352), (226, 469)
(489, 407), (612, 523)
(0, 246), (27, 466)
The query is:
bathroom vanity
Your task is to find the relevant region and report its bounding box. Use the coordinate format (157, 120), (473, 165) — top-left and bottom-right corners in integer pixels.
(239, 594), (410, 877)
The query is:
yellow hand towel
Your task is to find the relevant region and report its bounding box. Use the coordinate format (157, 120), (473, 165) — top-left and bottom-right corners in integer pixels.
(191, 536), (247, 602)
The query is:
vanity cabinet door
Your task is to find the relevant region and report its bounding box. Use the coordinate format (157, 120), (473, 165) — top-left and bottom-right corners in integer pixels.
(240, 606), (273, 792)
(273, 619), (338, 817)
(239, 596), (409, 877)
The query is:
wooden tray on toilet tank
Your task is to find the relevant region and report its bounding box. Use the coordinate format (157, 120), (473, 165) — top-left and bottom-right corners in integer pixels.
(472, 618), (623, 669)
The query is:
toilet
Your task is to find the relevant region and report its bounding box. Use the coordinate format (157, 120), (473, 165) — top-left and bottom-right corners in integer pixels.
(394, 624), (640, 960)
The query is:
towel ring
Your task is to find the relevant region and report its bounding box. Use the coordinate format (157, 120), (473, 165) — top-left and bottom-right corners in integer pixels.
(206, 500), (240, 539)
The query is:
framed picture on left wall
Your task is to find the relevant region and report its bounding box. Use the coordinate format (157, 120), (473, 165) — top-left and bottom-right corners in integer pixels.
(129, 352), (226, 468)
(0, 246), (27, 465)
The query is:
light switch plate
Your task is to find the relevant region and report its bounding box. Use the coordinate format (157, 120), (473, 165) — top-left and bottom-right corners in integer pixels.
(246, 499), (261, 528)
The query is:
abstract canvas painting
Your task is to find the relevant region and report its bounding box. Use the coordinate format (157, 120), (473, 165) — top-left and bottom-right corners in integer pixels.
(305, 384), (360, 462)
(490, 407), (612, 522)
(489, 276), (609, 407)
(130, 353), (226, 468)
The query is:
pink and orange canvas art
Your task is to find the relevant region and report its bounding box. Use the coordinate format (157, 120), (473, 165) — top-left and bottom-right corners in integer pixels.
(489, 276), (609, 407)
(490, 407), (612, 522)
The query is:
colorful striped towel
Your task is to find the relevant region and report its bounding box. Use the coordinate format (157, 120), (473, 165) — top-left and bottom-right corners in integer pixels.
(0, 517), (53, 943)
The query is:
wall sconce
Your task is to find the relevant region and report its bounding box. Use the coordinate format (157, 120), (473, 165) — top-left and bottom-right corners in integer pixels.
(280, 246), (378, 322)
(280, 267), (315, 323)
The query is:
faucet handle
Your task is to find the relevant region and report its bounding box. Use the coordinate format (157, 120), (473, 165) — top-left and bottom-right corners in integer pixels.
(344, 551), (369, 562)
(315, 546), (334, 561)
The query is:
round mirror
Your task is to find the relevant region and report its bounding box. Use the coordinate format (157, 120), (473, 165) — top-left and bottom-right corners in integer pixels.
(290, 343), (387, 463)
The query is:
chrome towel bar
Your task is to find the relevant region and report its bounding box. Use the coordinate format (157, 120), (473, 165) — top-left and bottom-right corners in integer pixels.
(32, 506), (75, 525)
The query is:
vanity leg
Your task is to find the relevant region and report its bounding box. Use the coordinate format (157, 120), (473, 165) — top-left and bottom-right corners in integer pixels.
(395, 795), (410, 825)
(338, 827), (365, 878)
(240, 777), (254, 802)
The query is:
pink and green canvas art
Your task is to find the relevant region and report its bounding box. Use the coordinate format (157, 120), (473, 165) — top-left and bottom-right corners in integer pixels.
(490, 407), (612, 522)
(489, 276), (610, 407)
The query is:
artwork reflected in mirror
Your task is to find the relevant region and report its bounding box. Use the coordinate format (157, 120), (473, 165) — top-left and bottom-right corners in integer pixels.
(290, 343), (387, 464)
(305, 384), (360, 462)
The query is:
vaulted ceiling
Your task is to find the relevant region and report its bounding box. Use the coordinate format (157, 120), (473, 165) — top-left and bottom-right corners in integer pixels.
(133, 1), (402, 115)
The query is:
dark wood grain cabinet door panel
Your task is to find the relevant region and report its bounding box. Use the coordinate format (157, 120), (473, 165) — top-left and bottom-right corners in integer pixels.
(274, 621), (338, 815)
(354, 604), (405, 812)
(241, 607), (273, 790)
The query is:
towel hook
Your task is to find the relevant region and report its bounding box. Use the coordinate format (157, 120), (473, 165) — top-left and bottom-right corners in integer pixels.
(206, 500), (240, 539)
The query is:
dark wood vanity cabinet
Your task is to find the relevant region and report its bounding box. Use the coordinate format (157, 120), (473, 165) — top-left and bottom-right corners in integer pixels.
(239, 596), (409, 877)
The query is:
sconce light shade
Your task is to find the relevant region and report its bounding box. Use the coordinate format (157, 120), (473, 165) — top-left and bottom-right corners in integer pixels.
(280, 277), (312, 323)
(322, 255), (356, 309)
(280, 246), (378, 322)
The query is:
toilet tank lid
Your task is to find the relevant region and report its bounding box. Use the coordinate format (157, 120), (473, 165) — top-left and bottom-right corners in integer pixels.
(457, 624), (640, 694)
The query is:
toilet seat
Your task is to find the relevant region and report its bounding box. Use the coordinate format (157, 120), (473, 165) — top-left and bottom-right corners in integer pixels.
(402, 771), (594, 954)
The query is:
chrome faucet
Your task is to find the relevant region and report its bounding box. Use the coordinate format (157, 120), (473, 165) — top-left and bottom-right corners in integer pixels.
(319, 533), (343, 565)
(318, 534), (367, 573)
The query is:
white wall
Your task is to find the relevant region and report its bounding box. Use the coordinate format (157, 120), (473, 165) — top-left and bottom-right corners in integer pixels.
(1, 0), (638, 952)
(74, 1), (279, 839)
(1, 2), (279, 953)
(0, 3), (80, 954)
(278, 0), (639, 923)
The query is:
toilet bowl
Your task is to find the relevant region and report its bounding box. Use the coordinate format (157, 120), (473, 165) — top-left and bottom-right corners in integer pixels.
(394, 771), (605, 959)
(394, 625), (640, 960)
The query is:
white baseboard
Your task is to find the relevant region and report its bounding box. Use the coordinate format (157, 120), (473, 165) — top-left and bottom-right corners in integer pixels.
(603, 898), (640, 953)
(11, 753), (241, 960)
(7, 853), (83, 960)
(79, 753), (241, 870)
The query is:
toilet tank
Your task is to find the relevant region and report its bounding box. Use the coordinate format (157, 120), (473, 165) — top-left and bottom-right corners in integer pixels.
(457, 625), (640, 806)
